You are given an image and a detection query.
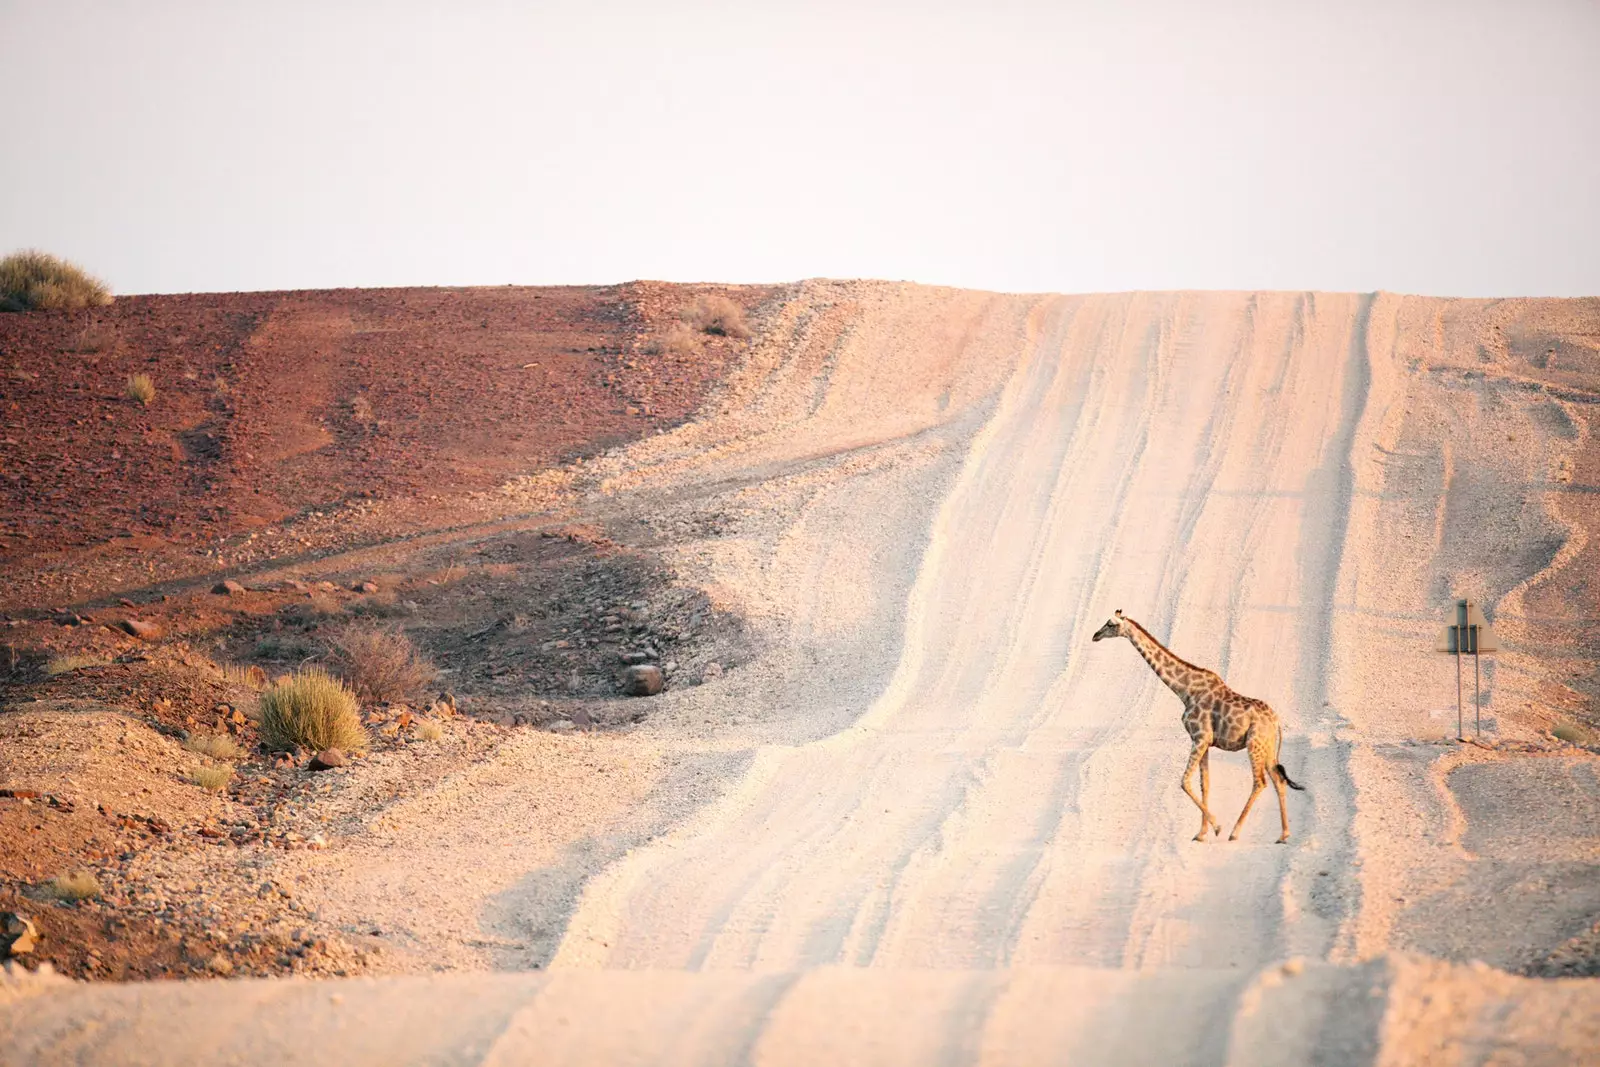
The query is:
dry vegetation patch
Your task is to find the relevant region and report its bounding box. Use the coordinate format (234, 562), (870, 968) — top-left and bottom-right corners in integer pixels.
(683, 294), (752, 339)
(328, 623), (436, 704)
(0, 250), (113, 311)
(124, 373), (155, 406)
(259, 668), (367, 753)
(189, 764), (233, 792)
(42, 869), (103, 902)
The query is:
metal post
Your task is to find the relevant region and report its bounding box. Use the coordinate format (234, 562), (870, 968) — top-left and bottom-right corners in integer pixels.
(1456, 641), (1464, 741)
(1473, 628), (1481, 737)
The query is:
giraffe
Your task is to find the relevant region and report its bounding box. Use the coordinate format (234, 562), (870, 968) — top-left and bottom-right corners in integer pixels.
(1091, 610), (1306, 843)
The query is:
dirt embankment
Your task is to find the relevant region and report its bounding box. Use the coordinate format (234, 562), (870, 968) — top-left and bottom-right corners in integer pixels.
(0, 282), (768, 980)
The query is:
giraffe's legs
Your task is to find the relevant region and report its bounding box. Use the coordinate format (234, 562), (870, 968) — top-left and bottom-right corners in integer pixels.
(1200, 750), (1219, 837)
(1271, 767), (1290, 844)
(1181, 742), (1217, 841)
(1230, 728), (1272, 841)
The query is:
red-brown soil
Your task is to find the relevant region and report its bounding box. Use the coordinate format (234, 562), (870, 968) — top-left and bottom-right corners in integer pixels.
(0, 282), (774, 608)
(0, 281), (769, 980)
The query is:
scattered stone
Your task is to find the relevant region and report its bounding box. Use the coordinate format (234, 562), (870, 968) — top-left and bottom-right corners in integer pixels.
(620, 664), (664, 697)
(703, 662), (723, 679)
(317, 581), (337, 592)
(206, 953), (234, 976)
(118, 598), (136, 609)
(212, 580), (245, 596)
(52, 613), (83, 627)
(309, 749), (346, 771)
(571, 708), (593, 728)
(619, 651), (650, 665)
(119, 618), (163, 641)
(548, 719), (576, 733)
(2, 913), (37, 957)
(352, 581), (379, 594)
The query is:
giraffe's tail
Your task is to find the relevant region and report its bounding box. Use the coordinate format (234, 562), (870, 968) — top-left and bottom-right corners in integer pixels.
(1272, 731), (1306, 790)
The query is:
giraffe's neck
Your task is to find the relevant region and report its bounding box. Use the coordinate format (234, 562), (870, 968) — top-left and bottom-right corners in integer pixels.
(1124, 622), (1194, 699)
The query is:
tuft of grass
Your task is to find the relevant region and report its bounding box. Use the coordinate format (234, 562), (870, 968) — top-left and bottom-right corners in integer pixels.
(45, 654), (106, 677)
(125, 373), (155, 406)
(43, 869), (103, 902)
(191, 763), (233, 791)
(259, 667), (367, 752)
(217, 661), (268, 690)
(1553, 722), (1594, 745)
(71, 321), (117, 354)
(0, 250), (113, 312)
(186, 733), (245, 760)
(328, 623), (436, 704)
(682, 295), (752, 340)
(414, 718), (443, 742)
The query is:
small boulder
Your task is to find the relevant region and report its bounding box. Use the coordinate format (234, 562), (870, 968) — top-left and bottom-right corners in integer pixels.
(1, 913), (37, 957)
(547, 719), (576, 733)
(620, 664), (664, 697)
(352, 581), (379, 594)
(212, 580), (245, 596)
(308, 749), (346, 771)
(119, 618), (163, 641)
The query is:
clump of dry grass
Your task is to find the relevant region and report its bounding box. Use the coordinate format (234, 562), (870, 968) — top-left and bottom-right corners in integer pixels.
(259, 667), (366, 752)
(43, 869), (103, 901)
(190, 764), (233, 791)
(186, 733), (245, 760)
(0, 250), (113, 311)
(682, 295), (752, 339)
(646, 321), (701, 357)
(45, 654), (106, 677)
(71, 321), (116, 354)
(125, 373), (155, 406)
(414, 718), (444, 742)
(1553, 721), (1594, 745)
(328, 623), (436, 704)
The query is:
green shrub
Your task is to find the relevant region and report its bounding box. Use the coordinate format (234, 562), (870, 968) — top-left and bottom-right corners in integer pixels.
(259, 667), (366, 752)
(0, 250), (112, 311)
(1553, 722), (1593, 745)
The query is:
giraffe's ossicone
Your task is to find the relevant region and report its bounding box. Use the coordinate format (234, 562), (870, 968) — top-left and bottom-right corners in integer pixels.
(1092, 610), (1306, 843)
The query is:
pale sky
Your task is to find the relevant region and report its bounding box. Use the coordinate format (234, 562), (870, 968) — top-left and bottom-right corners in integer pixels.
(3, 1), (1597, 297)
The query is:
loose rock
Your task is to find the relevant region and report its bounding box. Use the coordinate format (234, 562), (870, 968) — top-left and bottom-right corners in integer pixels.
(309, 749), (346, 771)
(119, 618), (163, 641)
(1, 913), (37, 957)
(620, 664), (664, 697)
(352, 581), (379, 594)
(212, 580), (245, 596)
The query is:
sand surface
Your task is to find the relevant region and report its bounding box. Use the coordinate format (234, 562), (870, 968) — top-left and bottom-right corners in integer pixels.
(5, 282), (1599, 1063)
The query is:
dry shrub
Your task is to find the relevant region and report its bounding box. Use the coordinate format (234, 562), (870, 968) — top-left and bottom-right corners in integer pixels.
(43, 870), (102, 901)
(186, 733), (245, 760)
(329, 623), (435, 704)
(71, 321), (116, 354)
(217, 662), (268, 690)
(0, 250), (113, 311)
(45, 654), (106, 677)
(646, 321), (701, 357)
(259, 667), (367, 752)
(190, 764), (233, 791)
(682, 295), (752, 339)
(1553, 721), (1594, 745)
(415, 718), (444, 742)
(125, 373), (155, 406)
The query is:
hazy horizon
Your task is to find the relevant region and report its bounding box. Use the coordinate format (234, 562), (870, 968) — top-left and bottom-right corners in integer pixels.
(3, 1), (1598, 299)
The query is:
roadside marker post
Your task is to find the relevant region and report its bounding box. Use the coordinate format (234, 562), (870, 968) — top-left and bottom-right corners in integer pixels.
(1436, 599), (1497, 741)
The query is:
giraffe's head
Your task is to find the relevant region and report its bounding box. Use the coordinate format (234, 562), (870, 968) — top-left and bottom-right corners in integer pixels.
(1091, 609), (1126, 642)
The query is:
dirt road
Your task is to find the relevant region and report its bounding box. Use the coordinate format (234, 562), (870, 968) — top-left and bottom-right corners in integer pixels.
(5, 283), (1599, 1063)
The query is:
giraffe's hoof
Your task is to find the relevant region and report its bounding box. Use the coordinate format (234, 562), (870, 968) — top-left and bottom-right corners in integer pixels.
(1227, 833), (1239, 842)
(1192, 833), (1208, 843)
(1276, 835), (1291, 845)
